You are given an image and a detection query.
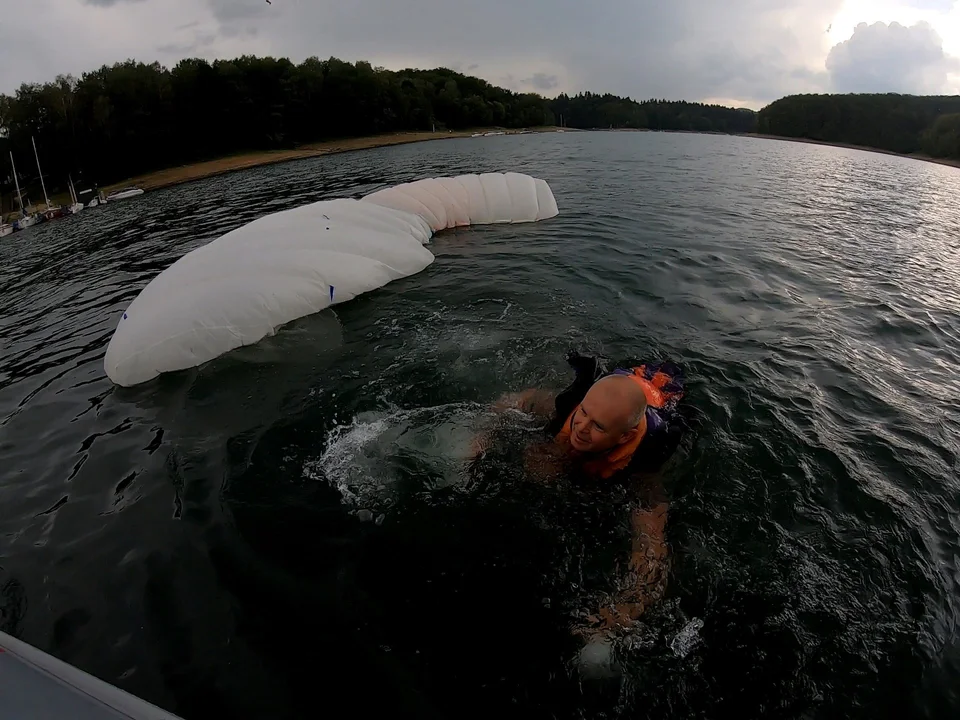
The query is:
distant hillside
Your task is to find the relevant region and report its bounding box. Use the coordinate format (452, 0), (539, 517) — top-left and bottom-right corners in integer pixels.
(757, 93), (960, 159)
(0, 55), (755, 197)
(551, 93), (758, 134)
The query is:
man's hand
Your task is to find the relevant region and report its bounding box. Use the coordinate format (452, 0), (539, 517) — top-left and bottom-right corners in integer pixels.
(468, 388), (555, 465)
(573, 501), (669, 641)
(469, 429), (493, 460)
(571, 599), (649, 644)
(491, 388), (555, 417)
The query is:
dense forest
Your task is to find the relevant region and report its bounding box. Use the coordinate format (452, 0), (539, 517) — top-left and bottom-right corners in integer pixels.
(551, 93), (757, 133)
(757, 93), (960, 158)
(13, 56), (960, 213)
(0, 55), (757, 207)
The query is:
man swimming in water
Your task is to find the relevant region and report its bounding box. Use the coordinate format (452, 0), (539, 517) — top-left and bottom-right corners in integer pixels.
(471, 355), (685, 638)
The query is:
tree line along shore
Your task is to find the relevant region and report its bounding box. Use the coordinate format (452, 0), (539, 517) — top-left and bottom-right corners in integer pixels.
(2, 55), (960, 211)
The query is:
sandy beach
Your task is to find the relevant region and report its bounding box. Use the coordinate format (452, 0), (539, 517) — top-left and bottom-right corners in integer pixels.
(103, 128), (561, 194)
(101, 127), (958, 197)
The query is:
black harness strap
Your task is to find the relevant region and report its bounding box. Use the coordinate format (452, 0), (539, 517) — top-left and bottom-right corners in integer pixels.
(544, 352), (608, 437)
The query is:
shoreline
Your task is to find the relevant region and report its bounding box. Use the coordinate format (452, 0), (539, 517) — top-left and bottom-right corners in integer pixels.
(103, 126), (960, 196)
(103, 128), (564, 194)
(740, 133), (960, 171)
(603, 127), (960, 170)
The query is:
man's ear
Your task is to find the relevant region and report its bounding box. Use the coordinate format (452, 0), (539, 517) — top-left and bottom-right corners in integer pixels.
(619, 426), (641, 444)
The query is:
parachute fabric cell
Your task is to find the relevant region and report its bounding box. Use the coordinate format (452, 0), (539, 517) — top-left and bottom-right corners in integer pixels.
(104, 172), (558, 386)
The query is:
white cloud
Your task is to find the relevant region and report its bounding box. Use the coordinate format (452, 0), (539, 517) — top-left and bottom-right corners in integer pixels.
(902, 0), (956, 10)
(827, 20), (960, 92)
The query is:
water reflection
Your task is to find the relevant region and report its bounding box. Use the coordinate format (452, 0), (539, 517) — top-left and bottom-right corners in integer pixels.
(0, 133), (959, 718)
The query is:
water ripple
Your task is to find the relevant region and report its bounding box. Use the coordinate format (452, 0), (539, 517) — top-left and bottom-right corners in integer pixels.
(0, 132), (959, 718)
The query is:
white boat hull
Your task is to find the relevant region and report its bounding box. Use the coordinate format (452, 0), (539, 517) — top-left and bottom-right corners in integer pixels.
(106, 189), (144, 201)
(1, 630), (184, 720)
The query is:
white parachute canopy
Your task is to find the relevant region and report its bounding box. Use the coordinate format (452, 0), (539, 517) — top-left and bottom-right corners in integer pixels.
(104, 172), (559, 386)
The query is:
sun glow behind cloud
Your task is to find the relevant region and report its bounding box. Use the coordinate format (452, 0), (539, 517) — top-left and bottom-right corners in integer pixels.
(826, 0), (960, 92)
(829, 0), (960, 52)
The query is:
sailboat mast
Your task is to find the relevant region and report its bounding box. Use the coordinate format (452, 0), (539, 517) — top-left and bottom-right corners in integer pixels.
(10, 152), (25, 216)
(32, 136), (50, 208)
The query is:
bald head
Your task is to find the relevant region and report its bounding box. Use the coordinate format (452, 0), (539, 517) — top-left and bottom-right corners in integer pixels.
(568, 374), (648, 454)
(587, 375), (648, 426)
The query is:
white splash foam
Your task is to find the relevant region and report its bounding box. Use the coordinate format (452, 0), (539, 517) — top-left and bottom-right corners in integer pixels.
(669, 617), (704, 658)
(303, 402), (488, 509)
(577, 636), (619, 679)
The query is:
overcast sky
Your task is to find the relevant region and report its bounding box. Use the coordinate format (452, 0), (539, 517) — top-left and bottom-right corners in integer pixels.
(2, 0), (960, 108)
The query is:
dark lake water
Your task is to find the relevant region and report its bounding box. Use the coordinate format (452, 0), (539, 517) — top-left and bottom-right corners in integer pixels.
(2, 132), (959, 719)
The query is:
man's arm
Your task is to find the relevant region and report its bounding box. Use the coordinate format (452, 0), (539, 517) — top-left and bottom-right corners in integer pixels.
(578, 482), (670, 636)
(491, 389), (555, 416)
(623, 501), (669, 611)
(469, 388), (555, 460)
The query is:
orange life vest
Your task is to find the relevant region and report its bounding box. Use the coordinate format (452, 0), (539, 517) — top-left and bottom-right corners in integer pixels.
(553, 365), (680, 479)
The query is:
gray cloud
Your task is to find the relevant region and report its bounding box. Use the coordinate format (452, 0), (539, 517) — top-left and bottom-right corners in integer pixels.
(827, 21), (960, 94)
(7, 0), (960, 107)
(157, 34), (217, 56)
(206, 0), (271, 23)
(523, 73), (559, 91)
(201, 0), (270, 38)
(199, 0), (845, 106)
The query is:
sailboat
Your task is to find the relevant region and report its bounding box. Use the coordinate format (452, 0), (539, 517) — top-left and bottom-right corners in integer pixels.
(81, 187), (106, 207)
(67, 175), (84, 214)
(0, 156), (14, 235)
(0, 208), (12, 237)
(9, 151), (38, 230)
(34, 137), (66, 220)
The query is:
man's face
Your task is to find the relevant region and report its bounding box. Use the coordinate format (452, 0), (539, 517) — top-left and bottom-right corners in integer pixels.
(569, 381), (640, 454)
